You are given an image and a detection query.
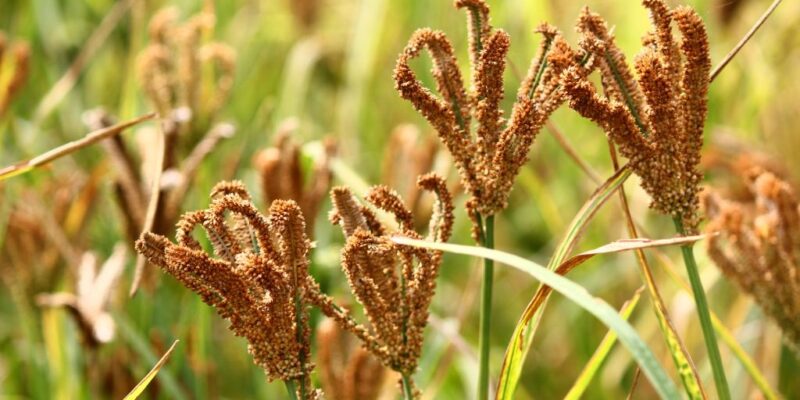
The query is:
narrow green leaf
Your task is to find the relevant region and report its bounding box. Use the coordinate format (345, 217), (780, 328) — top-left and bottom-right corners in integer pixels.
(123, 340), (180, 400)
(496, 165), (632, 400)
(116, 316), (187, 400)
(611, 161), (706, 399)
(658, 251), (781, 400)
(565, 286), (644, 400)
(392, 236), (681, 400)
(549, 166), (633, 267)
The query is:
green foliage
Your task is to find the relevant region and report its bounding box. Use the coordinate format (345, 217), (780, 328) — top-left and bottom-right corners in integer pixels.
(0, 0), (795, 398)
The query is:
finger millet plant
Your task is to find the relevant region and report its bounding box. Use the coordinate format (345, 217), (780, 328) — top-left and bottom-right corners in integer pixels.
(0, 0), (795, 398)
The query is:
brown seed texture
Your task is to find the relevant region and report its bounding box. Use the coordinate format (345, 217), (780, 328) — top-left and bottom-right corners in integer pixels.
(393, 0), (596, 227)
(328, 174), (454, 376)
(562, 0), (711, 232)
(704, 171), (800, 348)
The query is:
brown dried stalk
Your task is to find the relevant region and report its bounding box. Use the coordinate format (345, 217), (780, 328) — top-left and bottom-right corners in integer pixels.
(252, 120), (335, 235)
(136, 181), (325, 398)
(0, 32), (29, 117)
(561, 0), (711, 233)
(393, 0), (595, 234)
(328, 173), (454, 382)
(317, 318), (388, 400)
(704, 170), (800, 348)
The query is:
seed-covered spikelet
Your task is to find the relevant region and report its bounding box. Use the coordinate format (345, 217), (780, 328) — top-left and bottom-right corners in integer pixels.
(135, 181), (330, 395)
(393, 0), (596, 229)
(137, 6), (236, 139)
(703, 171), (800, 348)
(317, 318), (388, 400)
(0, 31), (30, 117)
(562, 0), (711, 232)
(252, 120), (335, 235)
(328, 174), (454, 377)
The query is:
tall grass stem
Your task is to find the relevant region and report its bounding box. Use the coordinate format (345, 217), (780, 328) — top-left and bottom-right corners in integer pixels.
(402, 374), (415, 400)
(673, 217), (730, 400)
(284, 380), (299, 400)
(478, 214), (495, 399)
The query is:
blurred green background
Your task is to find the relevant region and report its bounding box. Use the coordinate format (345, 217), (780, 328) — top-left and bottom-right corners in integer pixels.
(1, 0), (798, 398)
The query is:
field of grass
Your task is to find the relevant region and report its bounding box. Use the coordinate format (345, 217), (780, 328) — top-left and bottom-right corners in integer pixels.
(1, 0), (799, 398)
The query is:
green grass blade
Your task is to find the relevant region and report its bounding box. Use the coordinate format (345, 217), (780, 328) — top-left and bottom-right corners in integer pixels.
(123, 340), (180, 400)
(496, 166), (632, 400)
(719, 317), (780, 400)
(658, 250), (781, 400)
(674, 218), (731, 399)
(610, 159), (706, 400)
(565, 286), (644, 400)
(549, 166), (632, 268)
(116, 316), (187, 400)
(642, 264), (706, 399)
(393, 237), (681, 400)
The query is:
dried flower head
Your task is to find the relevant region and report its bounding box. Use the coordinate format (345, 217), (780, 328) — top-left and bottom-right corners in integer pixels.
(252, 119), (335, 235)
(0, 32), (30, 117)
(704, 171), (800, 348)
(137, 6), (235, 143)
(317, 318), (388, 400)
(37, 245), (127, 347)
(561, 0), (711, 232)
(328, 173), (454, 377)
(393, 0), (595, 228)
(702, 131), (793, 204)
(135, 181), (324, 396)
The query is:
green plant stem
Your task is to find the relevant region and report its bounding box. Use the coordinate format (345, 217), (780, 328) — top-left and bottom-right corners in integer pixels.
(477, 213), (495, 400)
(284, 380), (300, 400)
(402, 374), (415, 400)
(778, 342), (800, 396)
(673, 217), (730, 400)
(291, 274), (308, 399)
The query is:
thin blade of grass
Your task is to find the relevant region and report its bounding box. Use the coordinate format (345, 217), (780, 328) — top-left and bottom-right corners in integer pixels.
(546, 121), (602, 185)
(550, 166), (632, 266)
(42, 308), (70, 398)
(709, 0), (782, 82)
(609, 143), (705, 399)
(627, 367), (643, 400)
(496, 165), (632, 400)
(564, 286), (644, 400)
(656, 249), (781, 400)
(0, 113), (156, 181)
(123, 340), (180, 400)
(115, 314), (186, 400)
(392, 236), (681, 400)
(559, 235), (706, 271)
(33, 0), (134, 122)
